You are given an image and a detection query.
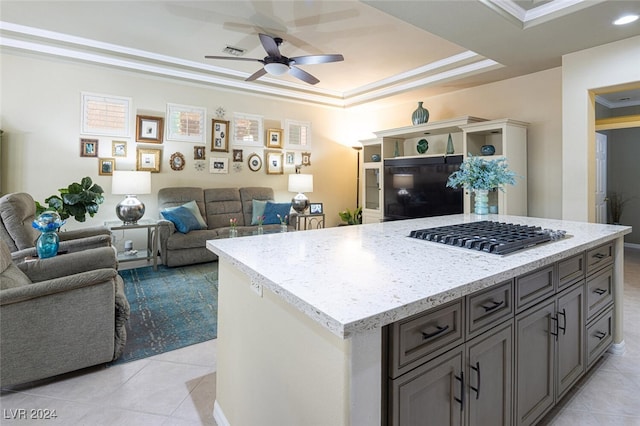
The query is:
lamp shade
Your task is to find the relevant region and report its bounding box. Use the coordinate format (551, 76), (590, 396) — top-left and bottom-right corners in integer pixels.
(393, 174), (414, 189)
(112, 171), (151, 195)
(288, 174), (313, 193)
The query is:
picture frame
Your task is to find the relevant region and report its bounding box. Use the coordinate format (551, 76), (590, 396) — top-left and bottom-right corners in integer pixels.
(247, 153), (262, 172)
(232, 149), (243, 162)
(309, 203), (323, 215)
(266, 151), (283, 175)
(136, 115), (164, 143)
(211, 119), (229, 152)
(210, 157), (229, 174)
(285, 151), (296, 166)
(302, 151), (311, 166)
(98, 158), (115, 176)
(170, 152), (185, 171)
(112, 140), (127, 157)
(194, 146), (206, 160)
(266, 128), (283, 149)
(80, 138), (98, 157)
(137, 148), (161, 172)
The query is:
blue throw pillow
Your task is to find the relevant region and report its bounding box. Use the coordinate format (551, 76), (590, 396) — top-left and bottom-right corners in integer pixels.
(263, 202), (292, 225)
(162, 200), (207, 229)
(251, 199), (269, 225)
(161, 206), (202, 234)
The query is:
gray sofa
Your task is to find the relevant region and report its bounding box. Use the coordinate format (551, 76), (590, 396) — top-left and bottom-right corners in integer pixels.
(157, 187), (294, 267)
(0, 240), (129, 387)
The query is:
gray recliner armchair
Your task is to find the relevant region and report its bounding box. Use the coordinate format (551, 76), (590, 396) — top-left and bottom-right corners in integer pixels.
(0, 192), (112, 261)
(0, 240), (130, 387)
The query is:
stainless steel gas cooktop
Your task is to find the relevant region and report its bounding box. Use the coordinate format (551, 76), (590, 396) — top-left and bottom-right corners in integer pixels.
(408, 221), (567, 255)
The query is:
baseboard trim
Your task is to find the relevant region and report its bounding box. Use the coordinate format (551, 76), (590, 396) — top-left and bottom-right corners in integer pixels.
(213, 400), (230, 426)
(608, 341), (626, 355)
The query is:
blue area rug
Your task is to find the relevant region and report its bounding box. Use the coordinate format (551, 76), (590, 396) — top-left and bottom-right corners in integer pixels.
(110, 263), (218, 365)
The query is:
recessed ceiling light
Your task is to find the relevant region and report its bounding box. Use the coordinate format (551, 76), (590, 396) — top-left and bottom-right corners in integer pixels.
(613, 14), (639, 25)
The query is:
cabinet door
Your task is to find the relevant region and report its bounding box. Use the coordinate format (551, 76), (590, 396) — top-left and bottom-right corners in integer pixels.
(556, 284), (585, 399)
(467, 322), (513, 426)
(515, 300), (555, 426)
(389, 348), (464, 426)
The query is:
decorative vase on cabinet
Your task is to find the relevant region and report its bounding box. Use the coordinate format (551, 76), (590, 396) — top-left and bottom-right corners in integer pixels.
(411, 102), (429, 125)
(446, 134), (455, 155)
(474, 189), (489, 215)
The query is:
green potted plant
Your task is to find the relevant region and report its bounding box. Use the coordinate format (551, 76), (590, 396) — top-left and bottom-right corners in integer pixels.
(446, 155), (517, 215)
(608, 191), (632, 224)
(36, 177), (105, 222)
(339, 207), (362, 225)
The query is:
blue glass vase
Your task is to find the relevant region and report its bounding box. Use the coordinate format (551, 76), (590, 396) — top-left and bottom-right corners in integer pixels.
(474, 189), (489, 215)
(36, 231), (60, 258)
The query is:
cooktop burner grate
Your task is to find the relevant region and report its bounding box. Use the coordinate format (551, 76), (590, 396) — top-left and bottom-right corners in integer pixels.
(408, 221), (567, 255)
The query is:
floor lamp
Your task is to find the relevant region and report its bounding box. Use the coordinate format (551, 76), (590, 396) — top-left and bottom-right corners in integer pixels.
(352, 146), (363, 209)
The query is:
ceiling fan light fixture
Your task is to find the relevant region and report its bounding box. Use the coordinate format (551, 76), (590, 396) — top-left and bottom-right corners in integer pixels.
(264, 62), (289, 75)
(613, 14), (639, 25)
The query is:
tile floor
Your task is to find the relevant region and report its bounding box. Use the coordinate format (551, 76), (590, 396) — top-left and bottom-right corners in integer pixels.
(1, 248), (638, 425)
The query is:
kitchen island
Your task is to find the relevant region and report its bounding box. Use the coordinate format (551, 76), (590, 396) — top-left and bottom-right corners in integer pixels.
(206, 214), (630, 426)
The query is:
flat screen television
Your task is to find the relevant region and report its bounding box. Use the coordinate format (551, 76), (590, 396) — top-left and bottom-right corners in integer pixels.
(383, 155), (463, 221)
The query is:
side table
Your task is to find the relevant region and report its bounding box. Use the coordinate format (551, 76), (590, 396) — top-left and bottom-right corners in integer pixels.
(295, 213), (325, 231)
(105, 219), (159, 270)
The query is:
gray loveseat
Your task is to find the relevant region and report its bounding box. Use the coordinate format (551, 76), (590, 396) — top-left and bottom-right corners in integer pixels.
(157, 187), (294, 267)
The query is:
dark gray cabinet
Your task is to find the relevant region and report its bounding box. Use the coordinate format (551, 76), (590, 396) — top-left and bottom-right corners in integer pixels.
(389, 348), (464, 426)
(515, 282), (585, 426)
(515, 299), (555, 426)
(384, 243), (616, 426)
(466, 323), (513, 426)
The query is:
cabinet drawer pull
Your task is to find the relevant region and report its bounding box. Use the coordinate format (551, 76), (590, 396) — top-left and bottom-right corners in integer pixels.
(454, 371), (464, 411)
(470, 361), (481, 400)
(595, 331), (607, 340)
(550, 315), (559, 341)
(557, 308), (567, 336)
(593, 253), (606, 259)
(421, 324), (449, 340)
(481, 300), (504, 312)
(593, 288), (607, 295)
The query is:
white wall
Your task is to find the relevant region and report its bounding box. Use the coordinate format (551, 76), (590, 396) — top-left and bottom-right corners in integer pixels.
(0, 52), (357, 231)
(562, 35), (640, 222)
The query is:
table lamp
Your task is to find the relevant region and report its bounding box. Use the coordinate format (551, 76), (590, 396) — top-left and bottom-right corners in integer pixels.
(112, 170), (151, 224)
(288, 173), (313, 213)
(393, 173), (414, 204)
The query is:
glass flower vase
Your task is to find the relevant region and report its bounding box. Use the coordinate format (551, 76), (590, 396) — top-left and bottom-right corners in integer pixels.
(280, 223), (287, 233)
(229, 228), (238, 238)
(36, 231), (59, 258)
(474, 189), (489, 215)
(257, 225), (264, 235)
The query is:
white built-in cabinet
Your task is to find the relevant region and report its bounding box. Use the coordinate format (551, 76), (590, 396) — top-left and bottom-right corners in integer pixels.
(359, 116), (528, 221)
(460, 119), (528, 216)
(360, 138), (383, 224)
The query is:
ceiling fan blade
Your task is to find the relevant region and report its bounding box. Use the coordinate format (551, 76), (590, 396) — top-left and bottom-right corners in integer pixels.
(259, 33), (282, 58)
(290, 54), (344, 65)
(246, 67), (267, 82)
(204, 55), (264, 63)
(289, 66), (320, 85)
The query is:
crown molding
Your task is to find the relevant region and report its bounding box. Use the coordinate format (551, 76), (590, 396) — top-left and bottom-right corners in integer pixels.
(0, 21), (501, 108)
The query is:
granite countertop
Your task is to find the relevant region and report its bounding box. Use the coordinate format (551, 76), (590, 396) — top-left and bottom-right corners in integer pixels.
(206, 214), (631, 339)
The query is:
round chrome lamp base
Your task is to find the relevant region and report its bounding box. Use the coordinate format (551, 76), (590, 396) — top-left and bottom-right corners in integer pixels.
(116, 195), (145, 225)
(291, 193), (309, 214)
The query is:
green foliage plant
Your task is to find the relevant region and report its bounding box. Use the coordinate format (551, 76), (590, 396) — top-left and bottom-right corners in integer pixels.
(446, 154), (517, 191)
(339, 207), (362, 225)
(35, 177), (105, 222)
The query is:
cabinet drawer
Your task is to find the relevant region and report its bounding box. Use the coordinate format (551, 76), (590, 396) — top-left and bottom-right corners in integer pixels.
(515, 265), (555, 313)
(586, 307), (613, 368)
(586, 242), (614, 275)
(586, 267), (614, 320)
(388, 299), (464, 378)
(558, 253), (585, 290)
(466, 280), (513, 339)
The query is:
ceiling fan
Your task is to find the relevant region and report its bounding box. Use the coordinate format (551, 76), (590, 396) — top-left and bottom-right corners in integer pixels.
(205, 33), (344, 85)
